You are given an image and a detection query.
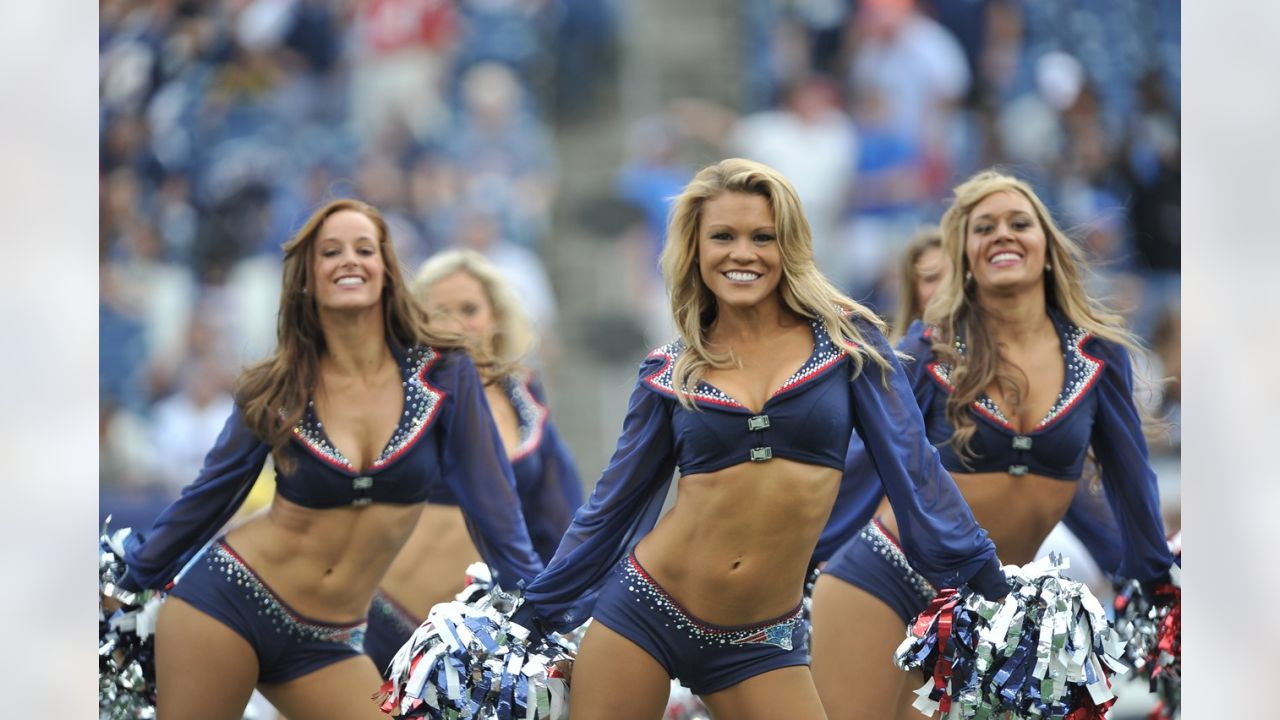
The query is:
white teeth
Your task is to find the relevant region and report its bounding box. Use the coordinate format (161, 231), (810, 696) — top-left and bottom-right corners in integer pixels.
(725, 271), (760, 281)
(336, 277), (364, 286)
(989, 252), (1021, 264)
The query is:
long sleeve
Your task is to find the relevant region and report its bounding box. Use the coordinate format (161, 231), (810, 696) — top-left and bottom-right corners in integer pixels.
(895, 321), (945, 410)
(1087, 339), (1175, 582)
(520, 378), (586, 563)
(814, 321), (944, 563)
(842, 318), (1007, 597)
(515, 356), (677, 634)
(436, 351), (545, 590)
(1060, 474), (1125, 578)
(813, 429), (883, 565)
(120, 406), (270, 592)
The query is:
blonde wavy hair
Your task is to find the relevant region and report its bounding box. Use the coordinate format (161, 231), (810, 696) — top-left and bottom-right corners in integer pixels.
(891, 225), (944, 343)
(412, 248), (534, 383)
(236, 198), (460, 473)
(659, 158), (891, 408)
(924, 169), (1143, 455)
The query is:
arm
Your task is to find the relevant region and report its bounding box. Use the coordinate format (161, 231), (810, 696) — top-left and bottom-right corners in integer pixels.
(1087, 339), (1176, 582)
(1060, 474), (1125, 578)
(521, 377), (587, 564)
(814, 430), (883, 565)
(515, 356), (678, 633)
(436, 351), (545, 590)
(815, 321), (940, 563)
(844, 318), (1007, 597)
(120, 406), (270, 592)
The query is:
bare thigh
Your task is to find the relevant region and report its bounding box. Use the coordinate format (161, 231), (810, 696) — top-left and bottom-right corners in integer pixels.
(809, 575), (912, 720)
(894, 680), (926, 720)
(700, 665), (827, 720)
(568, 621), (671, 720)
(155, 597), (259, 720)
(259, 654), (387, 720)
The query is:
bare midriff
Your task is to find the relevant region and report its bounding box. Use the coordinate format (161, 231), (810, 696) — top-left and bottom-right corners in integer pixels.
(875, 470), (1079, 567)
(378, 504), (483, 621)
(635, 457), (841, 626)
(224, 494), (424, 621)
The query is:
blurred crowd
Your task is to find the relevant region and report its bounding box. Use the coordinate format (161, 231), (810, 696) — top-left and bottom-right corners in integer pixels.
(100, 0), (1179, 524)
(99, 0), (618, 519)
(611, 0), (1180, 453)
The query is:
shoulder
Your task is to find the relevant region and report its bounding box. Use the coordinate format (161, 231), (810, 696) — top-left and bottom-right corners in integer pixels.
(1045, 306), (1128, 371)
(403, 341), (449, 360)
(408, 345), (473, 387)
(636, 339), (685, 398)
(510, 364), (536, 385)
(414, 343), (455, 366)
(643, 337), (684, 365)
(1078, 332), (1131, 374)
(821, 307), (871, 346)
(828, 311), (896, 362)
(1051, 315), (1138, 401)
(846, 313), (885, 344)
(510, 366), (546, 402)
(894, 320), (937, 365)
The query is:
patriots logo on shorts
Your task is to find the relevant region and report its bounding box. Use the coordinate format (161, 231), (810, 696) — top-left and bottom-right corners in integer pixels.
(728, 619), (797, 651)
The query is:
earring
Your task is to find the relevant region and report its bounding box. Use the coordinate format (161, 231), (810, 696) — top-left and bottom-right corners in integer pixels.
(964, 270), (973, 283)
(1045, 262), (1052, 272)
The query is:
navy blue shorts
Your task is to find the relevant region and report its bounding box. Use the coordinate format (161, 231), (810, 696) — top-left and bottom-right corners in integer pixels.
(591, 553), (809, 696)
(363, 590), (421, 678)
(821, 518), (937, 624)
(168, 539), (367, 684)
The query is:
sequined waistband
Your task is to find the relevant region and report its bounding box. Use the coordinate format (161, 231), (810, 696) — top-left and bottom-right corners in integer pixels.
(210, 540), (367, 643)
(371, 589), (424, 635)
(861, 520), (936, 602)
(622, 553), (803, 637)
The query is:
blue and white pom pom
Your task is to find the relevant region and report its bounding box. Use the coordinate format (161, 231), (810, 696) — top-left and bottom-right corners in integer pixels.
(456, 562), (497, 605)
(377, 580), (573, 719)
(100, 522), (165, 720)
(1113, 534), (1181, 720)
(894, 554), (1128, 719)
(455, 562), (589, 656)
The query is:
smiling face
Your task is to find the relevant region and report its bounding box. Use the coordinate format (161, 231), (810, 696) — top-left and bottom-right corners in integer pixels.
(422, 270), (496, 351)
(310, 209), (386, 313)
(697, 192), (783, 312)
(963, 190), (1048, 295)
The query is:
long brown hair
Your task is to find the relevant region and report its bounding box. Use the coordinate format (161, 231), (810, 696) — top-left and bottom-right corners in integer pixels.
(925, 170), (1142, 455)
(658, 158), (891, 408)
(235, 198), (460, 472)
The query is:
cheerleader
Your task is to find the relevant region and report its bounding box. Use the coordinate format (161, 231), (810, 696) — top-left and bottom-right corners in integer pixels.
(105, 199), (544, 719)
(809, 170), (1176, 719)
(889, 226), (946, 343)
(362, 249), (584, 676)
(505, 159), (1008, 719)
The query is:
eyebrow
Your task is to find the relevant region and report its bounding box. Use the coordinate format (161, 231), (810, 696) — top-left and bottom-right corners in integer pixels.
(318, 235), (377, 244)
(704, 224), (777, 233)
(971, 211), (1032, 221)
